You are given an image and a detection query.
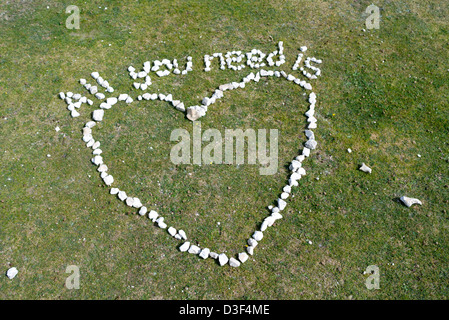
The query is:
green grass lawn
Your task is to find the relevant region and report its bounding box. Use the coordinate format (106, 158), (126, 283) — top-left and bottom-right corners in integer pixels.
(0, 0), (448, 299)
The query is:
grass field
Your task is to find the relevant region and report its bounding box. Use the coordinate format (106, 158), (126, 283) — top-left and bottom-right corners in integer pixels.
(0, 0), (448, 299)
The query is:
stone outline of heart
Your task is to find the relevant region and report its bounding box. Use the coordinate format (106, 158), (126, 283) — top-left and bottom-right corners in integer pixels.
(59, 58), (321, 268)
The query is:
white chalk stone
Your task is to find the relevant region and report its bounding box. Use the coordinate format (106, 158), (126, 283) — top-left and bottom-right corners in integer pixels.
(278, 198), (287, 211)
(97, 164), (108, 172)
(106, 97), (118, 105)
(89, 86), (98, 94)
(110, 188), (119, 195)
(247, 246), (254, 255)
(118, 94), (128, 101)
(132, 197), (142, 208)
(305, 109), (314, 117)
(218, 254), (229, 266)
(92, 141), (100, 149)
(188, 245), (201, 254)
(305, 140), (317, 150)
(359, 163), (372, 174)
(179, 242), (190, 252)
(238, 252), (249, 263)
(290, 160), (302, 171)
(265, 216), (276, 227)
(95, 93), (105, 100)
(138, 206), (147, 216)
(103, 175), (114, 186)
(92, 155), (103, 165)
(309, 92), (317, 103)
(175, 102), (185, 111)
(178, 229), (187, 240)
(304, 130), (315, 140)
(168, 227), (177, 236)
(86, 138), (95, 147)
(82, 134), (93, 142)
(199, 248), (210, 259)
(125, 197), (134, 207)
(83, 127), (92, 136)
(118, 191), (127, 201)
(253, 231), (263, 241)
(260, 69), (270, 77)
(229, 258), (241, 267)
(186, 106), (201, 121)
(6, 267), (18, 279)
(290, 172), (301, 183)
(125, 97), (133, 104)
(148, 210), (158, 221)
(92, 109), (104, 122)
(209, 252), (218, 259)
(400, 196), (422, 207)
(271, 212), (283, 221)
(248, 238), (258, 247)
(302, 148), (311, 157)
(85, 121), (96, 129)
(307, 116), (317, 123)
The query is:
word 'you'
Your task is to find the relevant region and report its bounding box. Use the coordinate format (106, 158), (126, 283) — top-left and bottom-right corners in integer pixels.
(128, 42), (322, 91)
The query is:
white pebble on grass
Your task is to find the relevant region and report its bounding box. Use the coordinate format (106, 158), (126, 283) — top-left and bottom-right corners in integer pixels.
(238, 252), (249, 263)
(179, 242), (190, 252)
(6, 267), (18, 279)
(229, 258), (241, 267)
(199, 248), (210, 259)
(218, 254), (229, 266)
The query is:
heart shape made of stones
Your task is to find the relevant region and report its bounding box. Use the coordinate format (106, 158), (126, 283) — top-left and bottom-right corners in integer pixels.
(60, 63), (320, 268)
